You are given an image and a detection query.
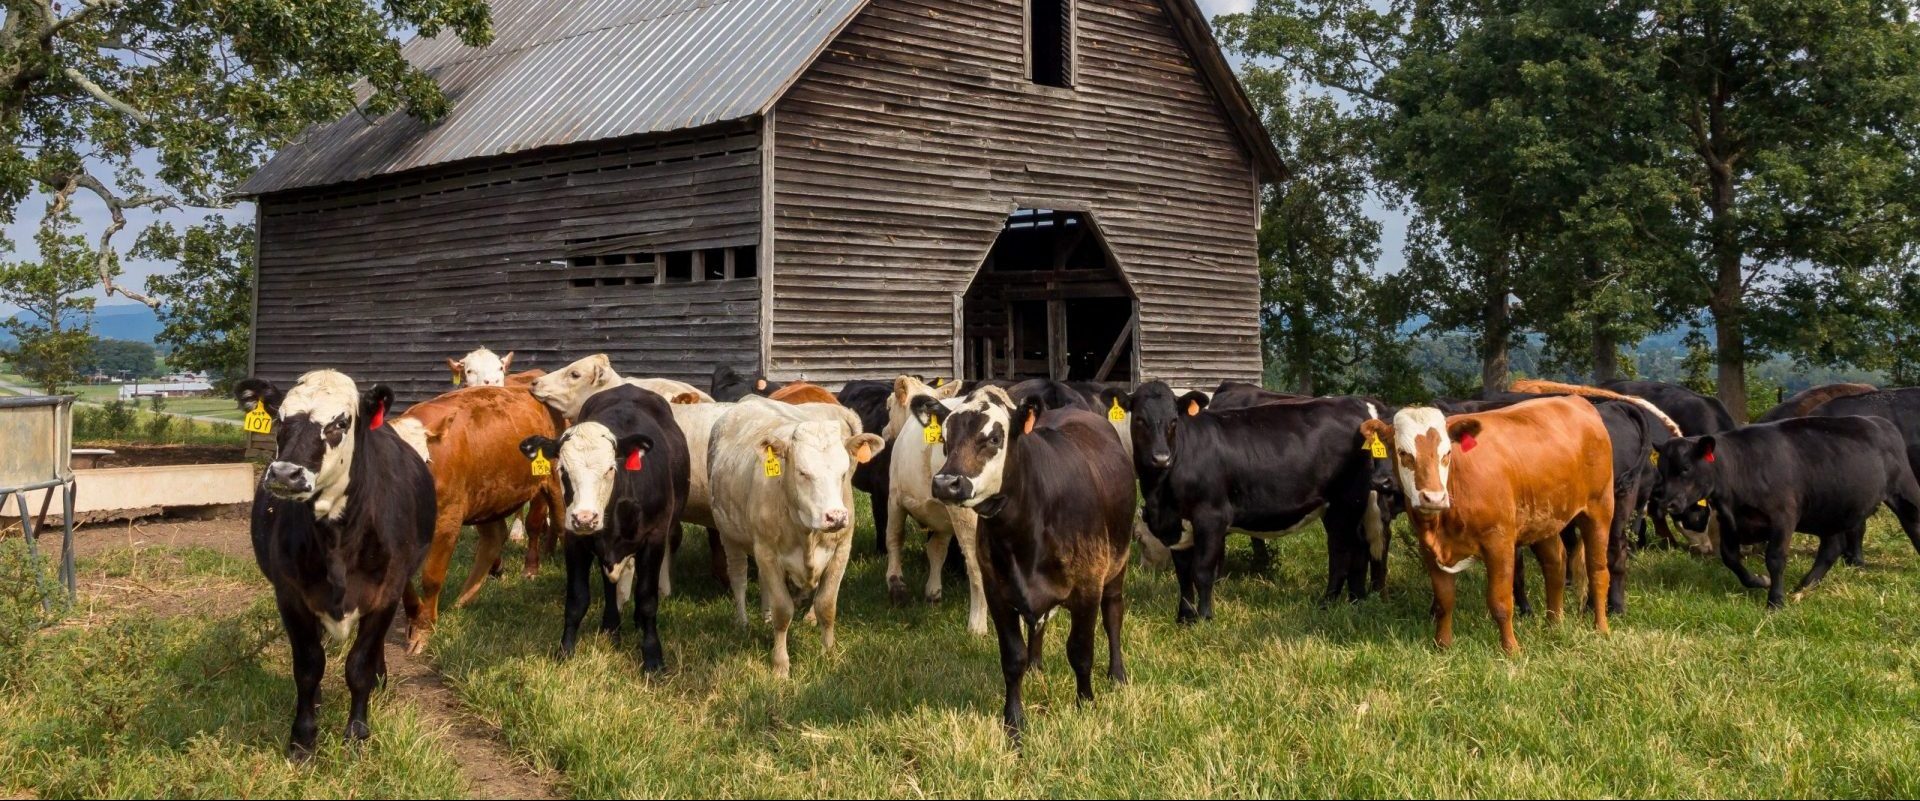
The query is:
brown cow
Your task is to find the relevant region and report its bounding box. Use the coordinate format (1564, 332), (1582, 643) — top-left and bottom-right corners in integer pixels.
(390, 385), (564, 653)
(1361, 396), (1614, 654)
(769, 381), (840, 405)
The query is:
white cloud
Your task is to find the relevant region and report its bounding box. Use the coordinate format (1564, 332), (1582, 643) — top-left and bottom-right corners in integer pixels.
(1196, 0), (1255, 14)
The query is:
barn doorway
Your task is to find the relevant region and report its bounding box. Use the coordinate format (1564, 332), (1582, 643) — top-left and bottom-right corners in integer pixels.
(962, 209), (1138, 382)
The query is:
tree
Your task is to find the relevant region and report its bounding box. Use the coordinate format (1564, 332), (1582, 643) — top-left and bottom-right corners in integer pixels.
(84, 338), (157, 378)
(137, 216), (251, 388)
(1758, 260), (1920, 386)
(0, 221), (97, 393)
(0, 0), (492, 306)
(1648, 0), (1920, 422)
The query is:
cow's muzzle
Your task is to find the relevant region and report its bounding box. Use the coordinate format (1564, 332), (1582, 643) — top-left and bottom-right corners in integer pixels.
(568, 509), (603, 534)
(1414, 489), (1450, 512)
(264, 462), (314, 499)
(931, 473), (972, 504)
(1150, 450), (1172, 469)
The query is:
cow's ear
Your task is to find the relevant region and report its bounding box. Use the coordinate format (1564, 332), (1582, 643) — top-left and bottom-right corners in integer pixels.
(754, 377), (768, 391)
(847, 432), (885, 464)
(1177, 390), (1210, 418)
(1693, 436), (1717, 464)
(445, 358), (464, 380)
(1448, 418), (1483, 451)
(519, 436), (559, 461)
(616, 434), (653, 471)
(933, 378), (962, 399)
(670, 392), (704, 405)
(910, 394), (947, 428)
(500, 351), (515, 372)
(1100, 387), (1132, 413)
(361, 385), (396, 430)
(1360, 418), (1394, 447)
(1013, 398), (1045, 437)
(893, 375), (917, 406)
(234, 378), (284, 416)
(758, 435), (790, 460)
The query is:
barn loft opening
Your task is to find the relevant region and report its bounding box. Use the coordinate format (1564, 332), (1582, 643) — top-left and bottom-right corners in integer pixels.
(962, 209), (1137, 382)
(1029, 0), (1074, 88)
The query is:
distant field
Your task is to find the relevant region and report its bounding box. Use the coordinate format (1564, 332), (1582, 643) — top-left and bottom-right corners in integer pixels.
(0, 372), (244, 422)
(6, 505), (1920, 797)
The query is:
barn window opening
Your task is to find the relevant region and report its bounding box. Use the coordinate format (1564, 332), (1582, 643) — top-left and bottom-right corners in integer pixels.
(663, 251), (694, 283)
(963, 210), (1136, 383)
(563, 242), (761, 287)
(702, 248), (729, 281)
(567, 253), (658, 288)
(734, 245), (758, 279)
(1029, 0), (1073, 88)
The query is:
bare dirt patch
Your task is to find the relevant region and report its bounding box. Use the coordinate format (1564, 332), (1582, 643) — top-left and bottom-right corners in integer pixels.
(383, 622), (565, 800)
(76, 444), (249, 468)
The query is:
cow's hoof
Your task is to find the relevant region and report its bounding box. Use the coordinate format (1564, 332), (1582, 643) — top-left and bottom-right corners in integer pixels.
(287, 741), (316, 763)
(345, 719), (371, 743)
(404, 629), (430, 655)
(887, 577), (909, 606)
(924, 587), (944, 605)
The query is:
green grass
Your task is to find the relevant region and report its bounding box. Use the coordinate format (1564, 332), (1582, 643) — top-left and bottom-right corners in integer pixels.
(0, 372), (245, 422)
(9, 505), (1920, 797)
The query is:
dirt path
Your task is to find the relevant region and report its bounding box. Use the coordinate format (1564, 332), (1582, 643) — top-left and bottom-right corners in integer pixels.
(28, 515), (564, 800)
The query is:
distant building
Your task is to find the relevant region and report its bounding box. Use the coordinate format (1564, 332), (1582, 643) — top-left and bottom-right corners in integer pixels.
(119, 381), (212, 400)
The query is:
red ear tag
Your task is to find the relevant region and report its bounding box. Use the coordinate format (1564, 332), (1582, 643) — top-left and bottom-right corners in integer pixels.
(1458, 433), (1477, 453)
(1704, 451), (1715, 464)
(369, 404), (386, 430)
(625, 450), (643, 471)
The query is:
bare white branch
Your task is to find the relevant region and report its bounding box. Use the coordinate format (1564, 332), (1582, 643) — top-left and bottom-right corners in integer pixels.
(61, 66), (149, 124)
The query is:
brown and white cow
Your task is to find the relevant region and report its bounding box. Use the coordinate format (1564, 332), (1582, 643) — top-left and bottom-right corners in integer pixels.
(387, 384), (565, 653)
(446, 347), (515, 388)
(1361, 396), (1614, 654)
(707, 398), (884, 678)
(768, 381), (840, 405)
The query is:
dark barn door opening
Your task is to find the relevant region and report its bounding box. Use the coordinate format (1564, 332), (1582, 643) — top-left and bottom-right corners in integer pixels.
(963, 210), (1138, 382)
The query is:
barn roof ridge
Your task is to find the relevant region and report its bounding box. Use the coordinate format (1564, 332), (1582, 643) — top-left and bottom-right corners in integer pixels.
(239, 0), (1284, 197)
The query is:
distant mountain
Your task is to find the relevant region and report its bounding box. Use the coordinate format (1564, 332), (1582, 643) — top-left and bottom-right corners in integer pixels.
(0, 303), (164, 347)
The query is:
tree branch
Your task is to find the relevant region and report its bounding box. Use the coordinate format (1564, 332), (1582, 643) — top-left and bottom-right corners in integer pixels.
(48, 170), (176, 308)
(43, 0), (121, 42)
(62, 66), (149, 123)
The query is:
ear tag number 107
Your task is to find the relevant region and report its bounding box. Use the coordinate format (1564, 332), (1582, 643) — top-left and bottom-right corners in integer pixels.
(244, 401), (273, 435)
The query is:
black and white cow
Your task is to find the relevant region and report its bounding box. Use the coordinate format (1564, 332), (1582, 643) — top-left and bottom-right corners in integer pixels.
(520, 384), (689, 668)
(711, 364), (782, 403)
(837, 378), (897, 554)
(1802, 387), (1920, 563)
(235, 370), (435, 759)
(1109, 381), (1390, 621)
(925, 387), (1134, 742)
(1654, 415), (1920, 608)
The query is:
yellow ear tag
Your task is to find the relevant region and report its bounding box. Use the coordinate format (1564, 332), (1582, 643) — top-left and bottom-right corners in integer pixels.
(763, 446), (782, 478)
(452, 370), (463, 387)
(1649, 451), (1659, 466)
(530, 452), (551, 477)
(923, 416), (943, 444)
(1696, 498), (1708, 508)
(1108, 398), (1126, 422)
(244, 401), (273, 435)
(1366, 433), (1388, 460)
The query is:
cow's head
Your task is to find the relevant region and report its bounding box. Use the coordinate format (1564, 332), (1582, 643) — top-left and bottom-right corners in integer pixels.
(1361, 407), (1480, 514)
(448, 347), (514, 388)
(530, 354), (619, 419)
(760, 413), (883, 532)
(1112, 381), (1206, 472)
(239, 370), (393, 519)
(1654, 435), (1718, 528)
(931, 386), (1039, 514)
(521, 423), (653, 536)
(885, 374), (962, 441)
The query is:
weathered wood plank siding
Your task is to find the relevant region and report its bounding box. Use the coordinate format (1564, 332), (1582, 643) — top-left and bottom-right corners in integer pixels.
(770, 0), (1261, 387)
(253, 123), (764, 403)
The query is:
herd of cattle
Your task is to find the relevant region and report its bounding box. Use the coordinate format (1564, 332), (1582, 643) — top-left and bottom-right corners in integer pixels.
(228, 352), (1920, 755)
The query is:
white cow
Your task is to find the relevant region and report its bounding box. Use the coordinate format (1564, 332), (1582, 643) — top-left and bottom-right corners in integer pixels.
(529, 354), (712, 418)
(446, 347), (514, 388)
(708, 399), (884, 678)
(881, 376), (987, 635)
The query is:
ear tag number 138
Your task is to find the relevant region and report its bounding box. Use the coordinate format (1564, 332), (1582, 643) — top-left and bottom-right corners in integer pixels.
(530, 452), (551, 477)
(244, 401), (273, 435)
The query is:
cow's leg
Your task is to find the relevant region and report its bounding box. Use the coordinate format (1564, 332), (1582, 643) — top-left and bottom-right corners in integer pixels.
(1191, 512), (1230, 622)
(344, 602), (398, 744)
(871, 470), (892, 556)
(1888, 472), (1920, 555)
(524, 488), (559, 578)
(1321, 520), (1353, 604)
(1794, 530), (1848, 598)
(955, 513), (989, 635)
(656, 527), (674, 600)
(1511, 544), (1533, 618)
(1249, 537), (1273, 574)
(812, 540), (852, 655)
(1530, 536), (1566, 625)
(633, 535), (668, 673)
(1484, 542), (1520, 655)
(724, 538), (751, 626)
(923, 523), (954, 605)
(560, 536), (594, 658)
(1606, 501), (1632, 615)
(1577, 510), (1612, 635)
(1067, 601), (1098, 704)
(278, 598), (325, 760)
(600, 560), (624, 637)
(756, 548), (796, 679)
(1171, 547), (1199, 625)
(1763, 526), (1791, 609)
(1421, 550), (1457, 650)
(1101, 574), (1128, 684)
(989, 593), (1029, 744)
(407, 505), (464, 654)
(454, 520), (510, 608)
(884, 494), (910, 605)
(1717, 525), (1769, 591)
(708, 527), (729, 589)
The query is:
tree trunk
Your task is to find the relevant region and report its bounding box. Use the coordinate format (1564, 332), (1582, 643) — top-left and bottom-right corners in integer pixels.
(1713, 294), (1746, 425)
(1708, 149), (1747, 424)
(1481, 274), (1511, 393)
(1591, 319), (1617, 384)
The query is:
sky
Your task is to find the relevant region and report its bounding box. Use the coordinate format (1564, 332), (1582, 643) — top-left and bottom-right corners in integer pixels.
(11, 0), (1404, 313)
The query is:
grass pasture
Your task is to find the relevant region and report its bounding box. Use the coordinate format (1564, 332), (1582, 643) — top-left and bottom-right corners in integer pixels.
(7, 501), (1920, 797)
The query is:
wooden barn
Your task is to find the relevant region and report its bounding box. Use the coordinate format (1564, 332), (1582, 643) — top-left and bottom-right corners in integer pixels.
(239, 0), (1286, 400)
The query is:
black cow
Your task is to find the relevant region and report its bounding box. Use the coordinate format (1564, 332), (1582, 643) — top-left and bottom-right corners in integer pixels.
(1602, 380), (1736, 435)
(1110, 381), (1389, 621)
(520, 384), (690, 668)
(711, 364), (783, 402)
(1756, 382), (1878, 424)
(1808, 388), (1920, 563)
(1209, 381), (1306, 410)
(1008, 378), (1101, 413)
(1654, 416), (1920, 608)
(837, 379), (896, 554)
(235, 371), (435, 759)
(1440, 394), (1669, 614)
(924, 388), (1134, 742)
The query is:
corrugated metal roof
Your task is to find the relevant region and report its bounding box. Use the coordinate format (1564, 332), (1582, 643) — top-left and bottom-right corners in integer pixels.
(238, 0), (869, 196)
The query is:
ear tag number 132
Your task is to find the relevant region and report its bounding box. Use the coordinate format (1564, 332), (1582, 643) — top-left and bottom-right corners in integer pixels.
(244, 401), (273, 435)
(923, 417), (943, 444)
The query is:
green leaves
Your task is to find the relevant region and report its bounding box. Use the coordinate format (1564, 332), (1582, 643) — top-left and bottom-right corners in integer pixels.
(0, 217), (101, 394)
(135, 216), (252, 391)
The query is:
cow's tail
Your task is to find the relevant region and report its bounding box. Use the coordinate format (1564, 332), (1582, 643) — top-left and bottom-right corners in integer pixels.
(1510, 379), (1684, 437)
